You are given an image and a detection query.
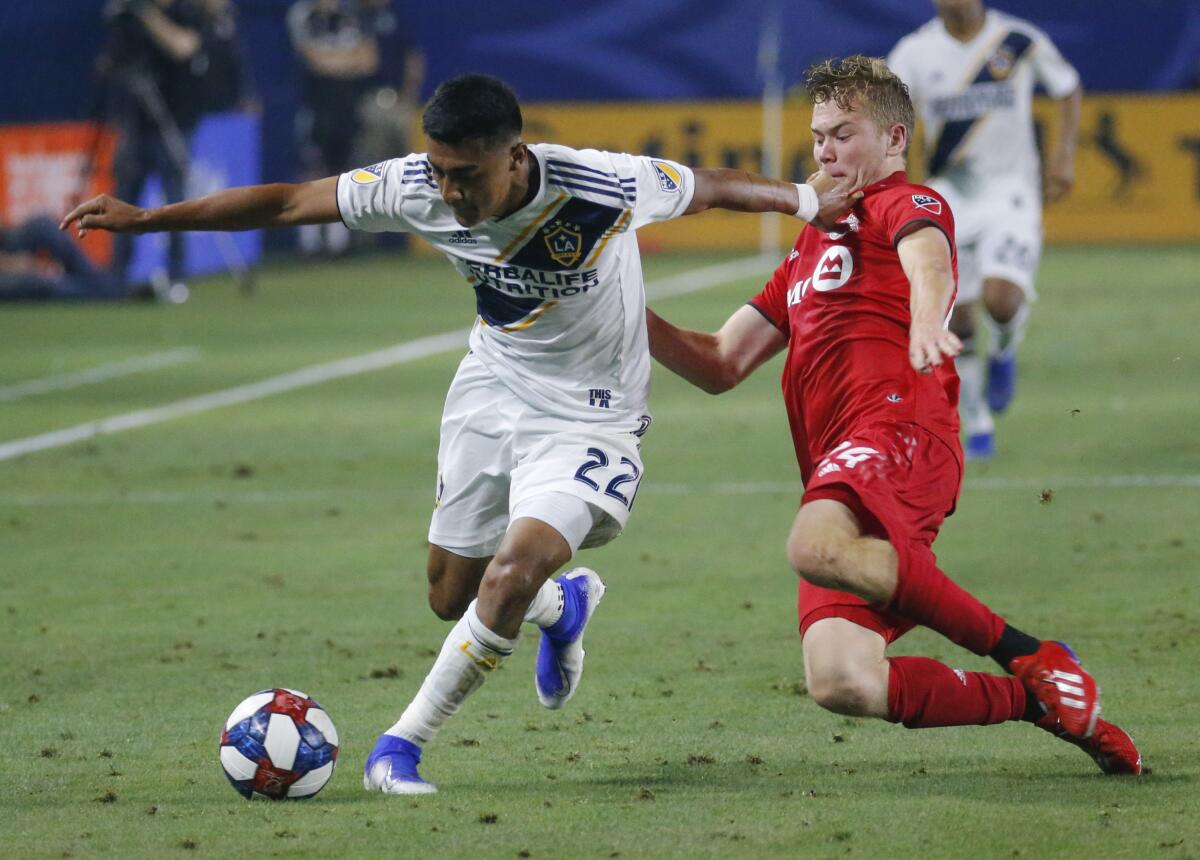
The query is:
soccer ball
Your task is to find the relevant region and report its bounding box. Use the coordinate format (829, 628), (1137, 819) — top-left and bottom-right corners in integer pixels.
(219, 688), (339, 800)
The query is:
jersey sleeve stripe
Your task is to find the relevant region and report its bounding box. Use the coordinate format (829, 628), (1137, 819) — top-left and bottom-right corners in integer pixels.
(547, 178), (634, 203)
(546, 164), (636, 190)
(545, 158), (620, 180)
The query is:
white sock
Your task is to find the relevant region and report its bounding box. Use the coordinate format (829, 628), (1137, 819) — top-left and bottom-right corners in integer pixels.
(325, 221), (351, 254)
(987, 302), (1031, 358)
(297, 223), (322, 255)
(385, 601), (516, 746)
(523, 579), (564, 628)
(957, 336), (994, 437)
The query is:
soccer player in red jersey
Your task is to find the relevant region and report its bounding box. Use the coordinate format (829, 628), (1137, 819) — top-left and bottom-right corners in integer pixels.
(646, 55), (1139, 775)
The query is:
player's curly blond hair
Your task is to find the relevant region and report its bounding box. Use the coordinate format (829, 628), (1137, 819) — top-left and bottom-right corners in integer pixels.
(804, 55), (914, 149)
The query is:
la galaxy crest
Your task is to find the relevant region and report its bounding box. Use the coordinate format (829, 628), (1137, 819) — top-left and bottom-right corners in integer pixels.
(986, 45), (1016, 80)
(351, 163), (385, 185)
(542, 219), (583, 267)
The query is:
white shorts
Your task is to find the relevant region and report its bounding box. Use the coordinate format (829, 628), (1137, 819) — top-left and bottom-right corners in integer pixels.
(427, 353), (647, 558)
(932, 177), (1043, 304)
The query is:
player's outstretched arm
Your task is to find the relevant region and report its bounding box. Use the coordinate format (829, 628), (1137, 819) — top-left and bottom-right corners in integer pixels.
(686, 168), (864, 233)
(897, 225), (961, 374)
(646, 305), (786, 394)
(60, 177), (341, 237)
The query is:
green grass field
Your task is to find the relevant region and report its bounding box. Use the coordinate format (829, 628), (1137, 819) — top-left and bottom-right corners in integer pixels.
(2, 245), (1198, 859)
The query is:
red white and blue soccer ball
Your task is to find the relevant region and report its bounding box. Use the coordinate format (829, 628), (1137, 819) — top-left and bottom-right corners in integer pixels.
(219, 688), (339, 800)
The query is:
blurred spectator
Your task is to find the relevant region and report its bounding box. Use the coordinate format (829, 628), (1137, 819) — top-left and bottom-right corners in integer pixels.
(193, 0), (258, 116)
(99, 0), (208, 298)
(354, 0), (425, 166)
(352, 0), (424, 253)
(0, 216), (127, 302)
(96, 0), (251, 300)
(288, 0), (419, 255)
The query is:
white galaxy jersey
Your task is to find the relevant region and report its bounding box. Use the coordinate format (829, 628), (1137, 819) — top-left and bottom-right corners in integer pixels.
(888, 9), (1079, 193)
(336, 144), (695, 425)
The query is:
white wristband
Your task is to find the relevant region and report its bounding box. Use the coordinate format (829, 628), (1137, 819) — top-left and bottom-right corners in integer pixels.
(793, 183), (819, 222)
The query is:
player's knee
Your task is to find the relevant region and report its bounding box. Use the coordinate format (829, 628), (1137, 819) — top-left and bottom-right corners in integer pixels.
(983, 280), (1023, 324)
(787, 531), (843, 589)
(427, 586), (469, 621)
(483, 551), (548, 607)
(806, 662), (883, 717)
(949, 306), (975, 341)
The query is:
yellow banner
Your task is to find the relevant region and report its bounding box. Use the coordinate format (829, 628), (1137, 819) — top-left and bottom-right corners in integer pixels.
(516, 94), (1200, 248)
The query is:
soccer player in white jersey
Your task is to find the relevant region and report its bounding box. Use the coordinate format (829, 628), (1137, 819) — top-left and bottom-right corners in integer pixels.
(888, 0), (1082, 458)
(62, 74), (864, 794)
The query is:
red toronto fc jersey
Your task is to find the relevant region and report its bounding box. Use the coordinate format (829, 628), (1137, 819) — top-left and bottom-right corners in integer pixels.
(750, 171), (962, 481)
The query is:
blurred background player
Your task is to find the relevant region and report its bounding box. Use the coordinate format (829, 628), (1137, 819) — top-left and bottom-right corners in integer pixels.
(97, 0), (252, 301)
(887, 0), (1082, 458)
(646, 56), (1139, 776)
(352, 0), (425, 170)
(288, 0), (420, 256)
(61, 73), (863, 795)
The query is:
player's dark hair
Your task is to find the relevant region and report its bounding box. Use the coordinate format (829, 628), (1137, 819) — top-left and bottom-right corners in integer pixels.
(422, 74), (523, 148)
(804, 55), (915, 153)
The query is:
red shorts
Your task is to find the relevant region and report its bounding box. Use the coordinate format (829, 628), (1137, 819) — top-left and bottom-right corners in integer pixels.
(797, 422), (962, 643)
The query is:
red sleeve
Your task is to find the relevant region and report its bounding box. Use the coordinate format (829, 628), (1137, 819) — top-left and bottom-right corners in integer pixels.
(748, 249), (794, 338)
(878, 186), (956, 253)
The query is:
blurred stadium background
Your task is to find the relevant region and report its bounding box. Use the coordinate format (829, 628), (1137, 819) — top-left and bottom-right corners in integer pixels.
(3, 3), (1200, 857)
(2, 0), (1199, 271)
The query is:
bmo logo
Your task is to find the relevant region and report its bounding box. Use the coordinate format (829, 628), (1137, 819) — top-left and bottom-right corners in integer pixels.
(811, 246), (854, 292)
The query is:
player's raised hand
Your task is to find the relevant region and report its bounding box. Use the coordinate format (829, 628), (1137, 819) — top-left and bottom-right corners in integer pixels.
(807, 169), (865, 232)
(1043, 152), (1075, 204)
(60, 194), (147, 237)
(908, 321), (962, 374)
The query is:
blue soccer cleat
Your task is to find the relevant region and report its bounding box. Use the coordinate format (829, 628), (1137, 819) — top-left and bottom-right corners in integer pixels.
(535, 567), (606, 710)
(987, 352), (1017, 414)
(965, 431), (995, 460)
(363, 734), (437, 795)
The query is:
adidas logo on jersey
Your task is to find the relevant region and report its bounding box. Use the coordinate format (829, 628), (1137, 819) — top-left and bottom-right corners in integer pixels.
(449, 230), (477, 245)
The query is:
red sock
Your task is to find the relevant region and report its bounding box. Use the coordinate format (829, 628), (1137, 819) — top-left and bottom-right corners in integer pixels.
(887, 656), (1026, 728)
(888, 541), (1006, 656)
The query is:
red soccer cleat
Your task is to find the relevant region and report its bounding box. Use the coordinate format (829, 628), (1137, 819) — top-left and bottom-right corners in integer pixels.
(1036, 714), (1143, 776)
(1010, 641), (1100, 739)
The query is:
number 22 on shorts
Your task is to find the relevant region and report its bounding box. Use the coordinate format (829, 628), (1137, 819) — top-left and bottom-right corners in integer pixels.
(573, 447), (642, 510)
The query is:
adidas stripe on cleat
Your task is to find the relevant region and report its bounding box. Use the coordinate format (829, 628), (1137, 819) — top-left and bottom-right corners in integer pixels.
(1011, 640), (1100, 739)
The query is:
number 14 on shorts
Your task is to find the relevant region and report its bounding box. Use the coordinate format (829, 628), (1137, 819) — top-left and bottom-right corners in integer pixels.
(574, 447), (642, 510)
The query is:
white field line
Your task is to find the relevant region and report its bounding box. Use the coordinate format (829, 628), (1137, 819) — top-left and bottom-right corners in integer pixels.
(0, 348), (202, 402)
(0, 256), (772, 464)
(3, 474), (1197, 507)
